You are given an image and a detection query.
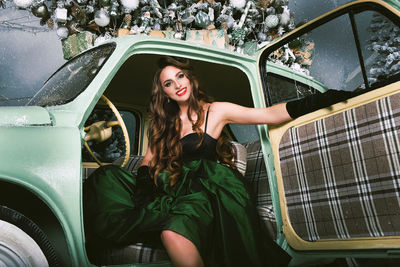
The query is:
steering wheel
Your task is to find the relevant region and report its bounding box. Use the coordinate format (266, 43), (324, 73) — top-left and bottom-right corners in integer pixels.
(84, 95), (130, 168)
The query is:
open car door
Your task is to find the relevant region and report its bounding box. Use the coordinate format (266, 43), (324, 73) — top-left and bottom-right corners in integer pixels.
(259, 0), (400, 264)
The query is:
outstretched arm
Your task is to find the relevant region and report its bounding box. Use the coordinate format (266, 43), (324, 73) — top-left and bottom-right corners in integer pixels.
(214, 102), (292, 126)
(215, 89), (355, 126)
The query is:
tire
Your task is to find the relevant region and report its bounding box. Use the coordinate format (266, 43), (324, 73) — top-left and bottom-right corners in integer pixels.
(0, 205), (59, 267)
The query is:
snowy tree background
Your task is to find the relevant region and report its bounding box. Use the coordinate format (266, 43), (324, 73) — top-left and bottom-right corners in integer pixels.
(366, 13), (400, 85)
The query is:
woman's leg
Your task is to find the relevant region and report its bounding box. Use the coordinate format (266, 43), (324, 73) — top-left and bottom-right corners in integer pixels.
(161, 230), (204, 267)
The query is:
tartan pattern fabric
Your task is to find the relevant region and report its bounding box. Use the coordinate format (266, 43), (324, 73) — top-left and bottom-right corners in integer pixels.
(113, 155), (144, 174)
(91, 243), (169, 264)
(232, 141), (247, 175)
(244, 141), (277, 240)
(279, 93), (400, 241)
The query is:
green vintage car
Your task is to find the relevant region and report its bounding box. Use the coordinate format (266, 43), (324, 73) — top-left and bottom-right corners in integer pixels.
(1, 0), (400, 266)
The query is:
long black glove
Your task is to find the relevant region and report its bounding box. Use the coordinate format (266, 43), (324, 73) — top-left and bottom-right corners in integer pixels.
(133, 166), (157, 207)
(286, 89), (357, 119)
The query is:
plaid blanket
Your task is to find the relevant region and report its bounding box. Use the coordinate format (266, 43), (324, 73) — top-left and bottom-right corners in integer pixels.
(279, 93), (400, 241)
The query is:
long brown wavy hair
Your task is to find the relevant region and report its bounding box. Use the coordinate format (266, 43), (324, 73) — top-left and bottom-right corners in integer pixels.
(148, 56), (236, 185)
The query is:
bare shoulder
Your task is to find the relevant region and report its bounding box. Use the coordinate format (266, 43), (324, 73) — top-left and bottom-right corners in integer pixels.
(208, 102), (236, 113)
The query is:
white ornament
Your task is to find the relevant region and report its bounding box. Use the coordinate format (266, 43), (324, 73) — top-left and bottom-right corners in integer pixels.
(120, 0), (139, 10)
(283, 44), (295, 62)
(55, 7), (68, 23)
(56, 26), (69, 39)
(174, 32), (183, 39)
(229, 0), (245, 10)
(265, 14), (279, 28)
(13, 0), (34, 8)
(94, 8), (110, 27)
(208, 7), (214, 22)
(236, 1), (254, 28)
(279, 6), (290, 26)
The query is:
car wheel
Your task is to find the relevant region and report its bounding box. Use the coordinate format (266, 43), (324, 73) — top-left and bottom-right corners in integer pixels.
(0, 205), (59, 267)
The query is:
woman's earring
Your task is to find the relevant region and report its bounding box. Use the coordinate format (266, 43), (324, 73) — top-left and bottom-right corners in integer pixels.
(167, 98), (170, 103)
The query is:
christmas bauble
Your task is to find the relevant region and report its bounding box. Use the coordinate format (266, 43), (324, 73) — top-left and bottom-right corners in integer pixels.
(120, 0), (139, 10)
(257, 32), (267, 42)
(230, 0), (246, 10)
(94, 8), (110, 27)
(31, 4), (48, 18)
(14, 0), (34, 8)
(56, 26), (69, 39)
(195, 11), (210, 28)
(181, 10), (195, 25)
(265, 14), (279, 28)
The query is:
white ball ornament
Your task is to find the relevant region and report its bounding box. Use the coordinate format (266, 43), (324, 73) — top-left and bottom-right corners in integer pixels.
(94, 8), (110, 27)
(229, 0), (246, 10)
(13, 0), (34, 8)
(120, 0), (139, 10)
(56, 26), (69, 39)
(265, 14), (279, 28)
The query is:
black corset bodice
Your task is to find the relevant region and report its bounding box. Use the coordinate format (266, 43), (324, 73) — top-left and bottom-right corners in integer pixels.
(180, 133), (217, 163)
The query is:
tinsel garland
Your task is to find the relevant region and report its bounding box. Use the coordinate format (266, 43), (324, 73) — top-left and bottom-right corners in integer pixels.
(6, 0), (296, 54)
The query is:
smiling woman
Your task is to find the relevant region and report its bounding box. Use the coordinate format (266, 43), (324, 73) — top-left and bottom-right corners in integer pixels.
(83, 56), (293, 267)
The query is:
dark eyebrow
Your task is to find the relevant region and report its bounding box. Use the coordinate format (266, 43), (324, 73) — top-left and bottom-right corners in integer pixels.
(162, 79), (172, 85)
(162, 71), (184, 86)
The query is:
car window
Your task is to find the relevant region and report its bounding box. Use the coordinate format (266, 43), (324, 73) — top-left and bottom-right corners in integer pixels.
(27, 43), (115, 107)
(266, 73), (317, 105)
(229, 124), (260, 143)
(354, 10), (400, 89)
(262, 6), (400, 102)
(82, 108), (139, 163)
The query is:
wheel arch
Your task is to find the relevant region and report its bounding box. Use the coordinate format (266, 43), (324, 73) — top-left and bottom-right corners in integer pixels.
(0, 180), (72, 266)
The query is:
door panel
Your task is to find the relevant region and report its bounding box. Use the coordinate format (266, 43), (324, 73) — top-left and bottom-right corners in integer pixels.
(261, 0), (400, 251)
(269, 83), (400, 250)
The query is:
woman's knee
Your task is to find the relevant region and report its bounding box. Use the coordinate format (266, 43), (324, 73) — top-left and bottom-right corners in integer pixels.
(161, 230), (179, 243)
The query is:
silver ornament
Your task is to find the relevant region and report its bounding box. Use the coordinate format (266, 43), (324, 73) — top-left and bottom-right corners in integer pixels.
(257, 32), (267, 42)
(181, 10), (195, 25)
(56, 26), (69, 39)
(194, 11), (210, 29)
(31, 4), (48, 18)
(94, 8), (110, 27)
(153, 23), (161, 30)
(14, 0), (34, 8)
(265, 14), (279, 29)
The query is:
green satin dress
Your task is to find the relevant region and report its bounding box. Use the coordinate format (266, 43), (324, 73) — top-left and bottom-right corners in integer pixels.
(84, 132), (290, 267)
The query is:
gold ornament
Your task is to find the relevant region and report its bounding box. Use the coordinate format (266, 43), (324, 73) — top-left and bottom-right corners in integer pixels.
(257, 0), (270, 9)
(47, 18), (54, 29)
(124, 14), (132, 27)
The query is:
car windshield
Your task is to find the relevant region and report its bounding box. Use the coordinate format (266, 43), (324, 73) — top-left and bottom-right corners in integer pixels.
(27, 43), (115, 107)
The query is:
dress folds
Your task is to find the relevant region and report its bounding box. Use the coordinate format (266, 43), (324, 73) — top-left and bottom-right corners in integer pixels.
(84, 159), (290, 267)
